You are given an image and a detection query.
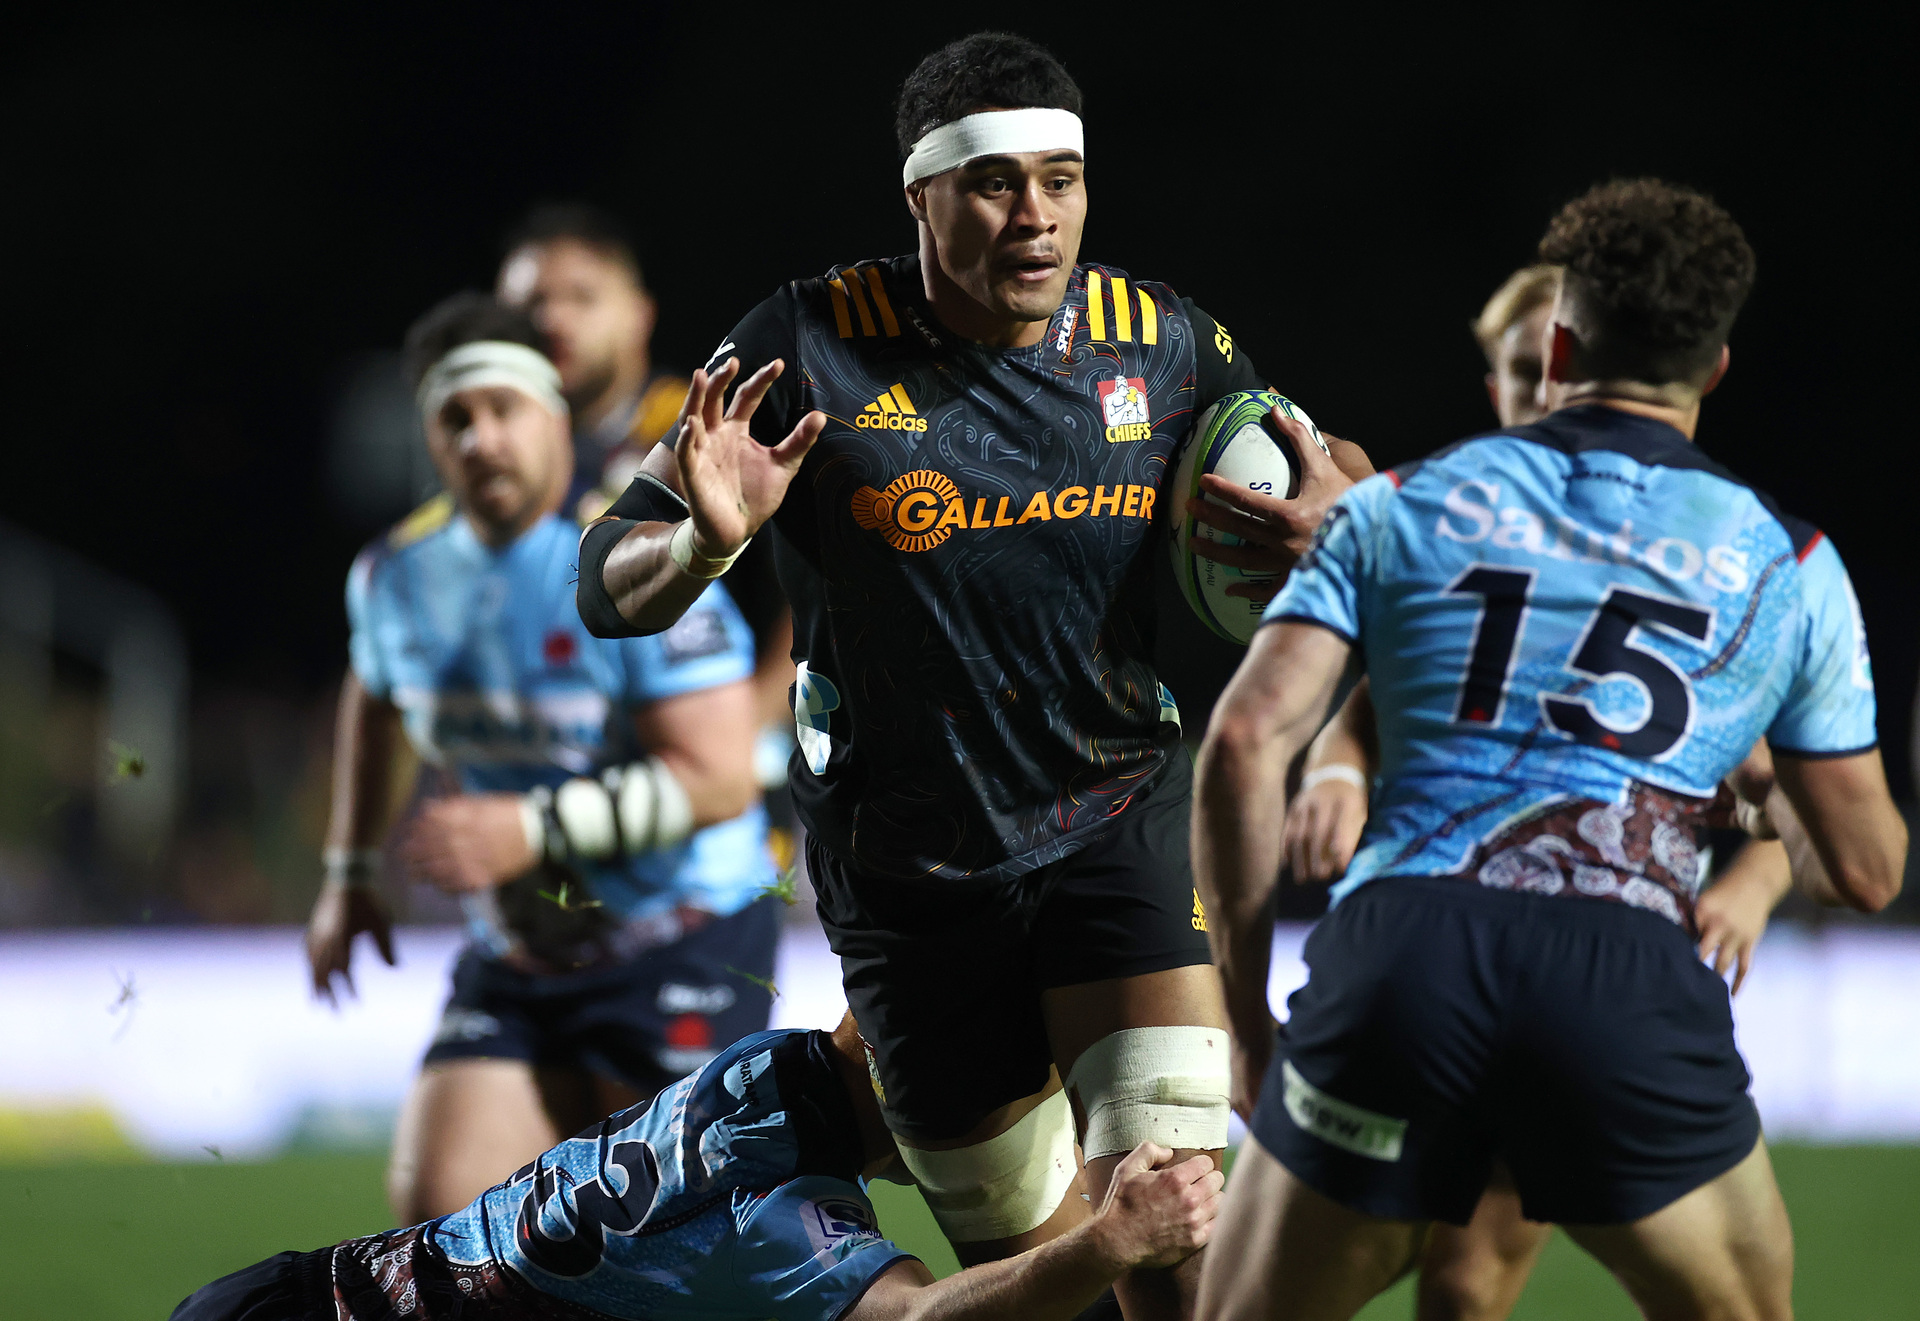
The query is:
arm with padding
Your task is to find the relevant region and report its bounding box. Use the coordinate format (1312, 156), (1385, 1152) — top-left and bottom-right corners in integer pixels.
(518, 677), (760, 863)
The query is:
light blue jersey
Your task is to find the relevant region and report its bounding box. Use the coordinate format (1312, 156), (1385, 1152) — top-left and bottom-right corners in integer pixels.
(421, 1029), (912, 1319)
(1269, 404), (1876, 927)
(348, 499), (775, 958)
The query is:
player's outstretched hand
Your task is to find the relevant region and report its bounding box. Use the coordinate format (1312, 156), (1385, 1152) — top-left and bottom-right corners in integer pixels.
(1190, 415), (1374, 604)
(1284, 776), (1367, 883)
(676, 358), (826, 556)
(306, 880), (394, 1006)
(1089, 1143), (1224, 1272)
(395, 793), (537, 895)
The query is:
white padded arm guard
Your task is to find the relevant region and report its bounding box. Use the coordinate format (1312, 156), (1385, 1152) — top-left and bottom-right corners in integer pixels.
(897, 1089), (1077, 1243)
(1065, 1026), (1232, 1160)
(521, 756), (696, 862)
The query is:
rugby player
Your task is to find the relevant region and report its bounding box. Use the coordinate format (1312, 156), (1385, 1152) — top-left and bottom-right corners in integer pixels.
(305, 294), (780, 1222)
(496, 203), (687, 521)
(1192, 179), (1907, 1321)
(573, 32), (1370, 1319)
(171, 1015), (1224, 1321)
(1276, 263), (1802, 1321)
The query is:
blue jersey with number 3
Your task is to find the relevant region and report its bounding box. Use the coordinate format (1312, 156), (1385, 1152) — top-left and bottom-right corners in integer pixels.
(1267, 405), (1876, 926)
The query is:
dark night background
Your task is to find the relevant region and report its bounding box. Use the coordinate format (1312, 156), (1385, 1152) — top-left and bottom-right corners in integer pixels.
(3, 5), (1914, 919)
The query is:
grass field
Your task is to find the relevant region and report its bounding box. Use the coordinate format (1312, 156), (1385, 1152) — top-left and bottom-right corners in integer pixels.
(1, 1146), (1912, 1319)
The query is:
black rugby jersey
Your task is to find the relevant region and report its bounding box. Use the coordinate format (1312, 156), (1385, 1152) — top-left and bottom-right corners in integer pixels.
(591, 254), (1265, 882)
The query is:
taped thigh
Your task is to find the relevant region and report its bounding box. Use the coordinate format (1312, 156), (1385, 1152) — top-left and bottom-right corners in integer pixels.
(896, 1088), (1077, 1242)
(1065, 1026), (1231, 1160)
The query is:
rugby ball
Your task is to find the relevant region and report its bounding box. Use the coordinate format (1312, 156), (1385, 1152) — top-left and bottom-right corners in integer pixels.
(1170, 389), (1328, 644)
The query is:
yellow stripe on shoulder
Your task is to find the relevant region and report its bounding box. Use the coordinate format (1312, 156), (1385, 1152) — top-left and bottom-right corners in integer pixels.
(1087, 271), (1107, 341)
(1138, 288), (1158, 345)
(827, 277), (854, 337)
(840, 267), (878, 336)
(388, 492), (454, 550)
(862, 267), (901, 337)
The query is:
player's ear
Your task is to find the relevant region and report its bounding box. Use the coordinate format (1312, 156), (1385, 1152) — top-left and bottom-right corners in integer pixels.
(1546, 323), (1578, 384)
(1700, 343), (1731, 397)
(904, 182), (929, 224)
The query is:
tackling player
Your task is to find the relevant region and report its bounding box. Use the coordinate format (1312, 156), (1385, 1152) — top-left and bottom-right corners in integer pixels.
(171, 1015), (1224, 1321)
(304, 294), (779, 1222)
(1278, 263), (1802, 1321)
(574, 33), (1370, 1319)
(1193, 179), (1906, 1320)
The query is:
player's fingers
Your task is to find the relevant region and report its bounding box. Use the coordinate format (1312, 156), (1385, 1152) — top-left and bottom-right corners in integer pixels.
(726, 358), (785, 422)
(1732, 944), (1754, 996)
(771, 410), (828, 468)
(1170, 1153), (1216, 1184)
(681, 370), (710, 442)
(1271, 408), (1332, 471)
(1222, 580), (1282, 604)
(702, 359), (739, 431)
(1118, 1141), (1169, 1177)
(1188, 495), (1275, 546)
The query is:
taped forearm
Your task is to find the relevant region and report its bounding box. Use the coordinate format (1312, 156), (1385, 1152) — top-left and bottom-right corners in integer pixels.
(517, 758), (696, 864)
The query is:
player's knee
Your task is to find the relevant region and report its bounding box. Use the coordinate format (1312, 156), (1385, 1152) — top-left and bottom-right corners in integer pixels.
(1064, 1026), (1231, 1160)
(1416, 1255), (1528, 1321)
(897, 1089), (1078, 1242)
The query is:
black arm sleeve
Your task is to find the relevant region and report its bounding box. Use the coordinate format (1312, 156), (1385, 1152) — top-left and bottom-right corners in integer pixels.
(1182, 298), (1267, 408)
(576, 288), (801, 639)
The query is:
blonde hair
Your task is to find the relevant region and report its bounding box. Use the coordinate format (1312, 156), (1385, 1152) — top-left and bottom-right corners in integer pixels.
(1472, 265), (1560, 367)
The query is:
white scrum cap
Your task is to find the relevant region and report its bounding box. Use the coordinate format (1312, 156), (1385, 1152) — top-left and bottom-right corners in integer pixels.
(902, 108), (1084, 186)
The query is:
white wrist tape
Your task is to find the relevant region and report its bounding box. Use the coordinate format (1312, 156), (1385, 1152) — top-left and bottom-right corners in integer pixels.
(1734, 795), (1779, 841)
(898, 1089), (1077, 1242)
(902, 108), (1084, 185)
(1065, 1026), (1232, 1160)
(322, 847), (381, 888)
(1300, 763), (1369, 794)
(537, 757), (696, 860)
(669, 520), (749, 580)
(416, 340), (567, 421)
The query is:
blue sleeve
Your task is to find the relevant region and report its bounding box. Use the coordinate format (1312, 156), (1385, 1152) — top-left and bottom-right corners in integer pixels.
(1261, 472), (1393, 643)
(733, 1176), (917, 1321)
(1768, 535), (1878, 757)
(620, 580), (756, 705)
(345, 547), (392, 701)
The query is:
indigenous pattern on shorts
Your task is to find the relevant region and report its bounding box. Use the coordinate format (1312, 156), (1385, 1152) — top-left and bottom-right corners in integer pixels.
(1460, 781), (1720, 930)
(1269, 404), (1878, 914)
(331, 1225), (593, 1319)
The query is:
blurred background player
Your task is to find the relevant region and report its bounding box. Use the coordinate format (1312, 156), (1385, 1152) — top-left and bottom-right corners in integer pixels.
(500, 204), (800, 825)
(1194, 179), (1906, 1321)
(1277, 263), (1801, 1321)
(576, 32), (1372, 1321)
(172, 1016), (1224, 1321)
(304, 293), (780, 1222)
(495, 203), (685, 522)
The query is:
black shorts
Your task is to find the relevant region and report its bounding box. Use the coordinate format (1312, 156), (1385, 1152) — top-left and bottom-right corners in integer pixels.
(170, 1249), (331, 1321)
(810, 752), (1212, 1142)
(1249, 875), (1760, 1227)
(423, 898), (781, 1096)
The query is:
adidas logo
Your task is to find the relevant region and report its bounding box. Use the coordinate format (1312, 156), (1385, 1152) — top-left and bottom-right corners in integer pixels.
(855, 383), (928, 432)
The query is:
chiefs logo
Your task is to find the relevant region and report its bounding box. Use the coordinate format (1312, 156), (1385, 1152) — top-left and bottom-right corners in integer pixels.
(1096, 374), (1152, 443)
(851, 469), (963, 552)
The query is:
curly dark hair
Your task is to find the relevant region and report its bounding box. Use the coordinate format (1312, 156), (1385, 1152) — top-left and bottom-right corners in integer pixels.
(402, 293), (548, 391)
(1537, 179), (1755, 386)
(894, 33), (1082, 158)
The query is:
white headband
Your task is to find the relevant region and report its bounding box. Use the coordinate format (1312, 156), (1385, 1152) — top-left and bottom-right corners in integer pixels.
(902, 108), (1084, 185)
(416, 340), (568, 421)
